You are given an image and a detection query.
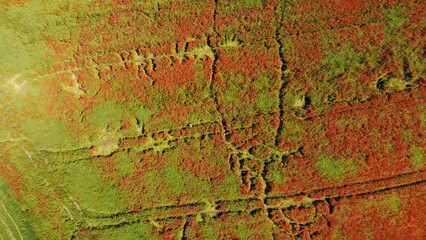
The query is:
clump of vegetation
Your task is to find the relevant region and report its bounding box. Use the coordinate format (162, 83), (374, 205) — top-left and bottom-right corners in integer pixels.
(376, 76), (412, 93)
(316, 156), (358, 180)
(85, 100), (126, 132)
(384, 6), (408, 35)
(384, 194), (402, 216)
(410, 146), (424, 170)
(419, 104), (426, 131)
(336, 116), (367, 128)
(267, 168), (289, 185)
(322, 42), (363, 80)
(281, 120), (304, 143)
(361, 193), (402, 223)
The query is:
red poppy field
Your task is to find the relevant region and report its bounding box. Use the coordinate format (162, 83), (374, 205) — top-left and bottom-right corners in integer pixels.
(0, 0), (425, 239)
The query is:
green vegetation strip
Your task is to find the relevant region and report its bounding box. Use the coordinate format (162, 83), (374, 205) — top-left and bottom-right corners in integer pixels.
(0, 178), (37, 240)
